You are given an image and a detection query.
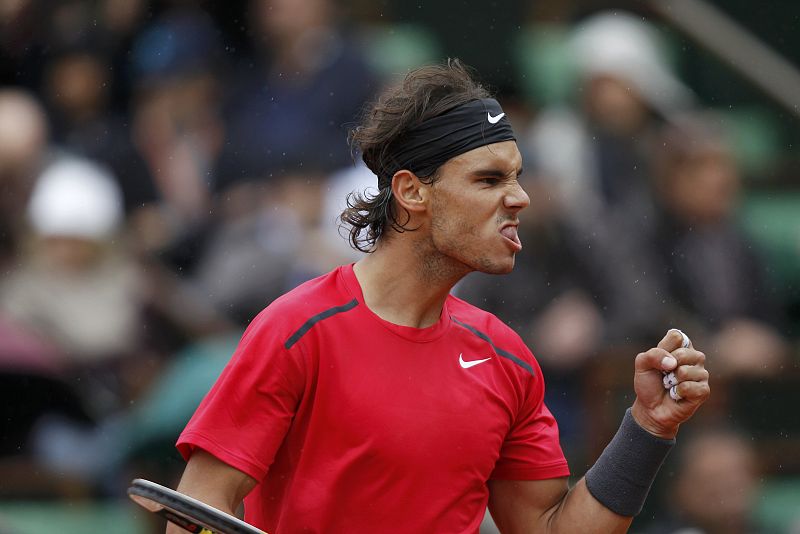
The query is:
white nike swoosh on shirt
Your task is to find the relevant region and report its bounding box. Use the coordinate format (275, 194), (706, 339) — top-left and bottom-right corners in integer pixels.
(459, 353), (492, 369)
(487, 112), (505, 124)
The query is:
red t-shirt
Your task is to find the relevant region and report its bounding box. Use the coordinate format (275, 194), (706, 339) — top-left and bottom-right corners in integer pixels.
(177, 264), (569, 533)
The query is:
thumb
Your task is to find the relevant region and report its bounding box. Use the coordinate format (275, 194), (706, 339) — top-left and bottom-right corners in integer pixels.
(635, 347), (677, 373)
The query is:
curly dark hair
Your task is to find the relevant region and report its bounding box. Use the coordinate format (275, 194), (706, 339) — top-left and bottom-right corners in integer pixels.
(340, 59), (490, 252)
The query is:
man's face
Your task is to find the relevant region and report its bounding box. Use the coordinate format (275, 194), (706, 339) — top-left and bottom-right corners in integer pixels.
(424, 140), (528, 275)
(667, 148), (739, 225)
(676, 434), (757, 528)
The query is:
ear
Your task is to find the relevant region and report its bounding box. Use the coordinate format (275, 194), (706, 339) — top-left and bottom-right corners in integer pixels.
(391, 169), (429, 214)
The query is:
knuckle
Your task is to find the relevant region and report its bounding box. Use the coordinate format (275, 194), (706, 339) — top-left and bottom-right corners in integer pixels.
(653, 347), (670, 358)
(671, 348), (687, 363)
(675, 348), (705, 365)
(635, 352), (647, 364)
(687, 383), (710, 400)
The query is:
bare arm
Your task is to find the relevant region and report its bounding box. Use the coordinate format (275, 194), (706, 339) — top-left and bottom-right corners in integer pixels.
(165, 449), (258, 534)
(489, 329), (710, 533)
(488, 477), (632, 534)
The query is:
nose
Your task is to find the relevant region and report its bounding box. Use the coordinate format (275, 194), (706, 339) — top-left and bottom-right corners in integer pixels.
(504, 181), (530, 212)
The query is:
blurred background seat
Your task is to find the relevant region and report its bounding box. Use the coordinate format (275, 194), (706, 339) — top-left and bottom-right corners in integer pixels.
(359, 23), (443, 80)
(739, 190), (800, 336)
(0, 500), (150, 534)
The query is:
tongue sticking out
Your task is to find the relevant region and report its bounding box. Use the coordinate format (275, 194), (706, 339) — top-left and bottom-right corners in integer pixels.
(500, 226), (520, 245)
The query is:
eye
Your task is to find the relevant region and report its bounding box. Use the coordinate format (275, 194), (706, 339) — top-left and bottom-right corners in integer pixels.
(479, 177), (501, 186)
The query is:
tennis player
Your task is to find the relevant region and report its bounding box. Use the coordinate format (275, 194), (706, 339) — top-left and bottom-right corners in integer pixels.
(170, 60), (710, 533)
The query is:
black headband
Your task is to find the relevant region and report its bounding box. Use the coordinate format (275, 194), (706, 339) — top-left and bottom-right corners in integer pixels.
(375, 98), (516, 189)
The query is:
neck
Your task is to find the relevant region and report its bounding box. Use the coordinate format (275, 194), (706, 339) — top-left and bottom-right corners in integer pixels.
(353, 236), (469, 329)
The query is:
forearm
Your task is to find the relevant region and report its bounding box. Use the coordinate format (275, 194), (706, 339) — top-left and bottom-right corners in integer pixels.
(547, 409), (674, 533)
(488, 477), (632, 534)
(491, 410), (674, 534)
(165, 449), (257, 533)
(492, 330), (707, 534)
(542, 478), (633, 534)
(164, 478), (242, 534)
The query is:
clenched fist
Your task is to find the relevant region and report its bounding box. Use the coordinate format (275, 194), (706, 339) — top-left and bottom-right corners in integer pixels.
(631, 329), (711, 439)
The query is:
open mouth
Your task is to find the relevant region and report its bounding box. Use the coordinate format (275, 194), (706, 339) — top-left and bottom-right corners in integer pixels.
(499, 225), (522, 252)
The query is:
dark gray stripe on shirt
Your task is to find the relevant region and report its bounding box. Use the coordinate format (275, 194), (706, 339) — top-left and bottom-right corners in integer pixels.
(284, 299), (359, 349)
(451, 317), (534, 376)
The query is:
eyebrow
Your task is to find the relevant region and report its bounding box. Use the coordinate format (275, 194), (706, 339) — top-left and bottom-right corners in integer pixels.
(471, 167), (524, 178)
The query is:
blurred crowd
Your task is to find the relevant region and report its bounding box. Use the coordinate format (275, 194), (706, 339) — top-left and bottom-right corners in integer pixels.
(1, 1), (798, 533)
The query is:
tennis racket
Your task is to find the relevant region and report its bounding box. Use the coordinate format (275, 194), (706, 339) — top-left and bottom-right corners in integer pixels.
(128, 478), (266, 534)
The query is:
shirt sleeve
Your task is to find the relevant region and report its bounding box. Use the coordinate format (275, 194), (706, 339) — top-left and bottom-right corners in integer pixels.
(490, 354), (570, 481)
(176, 309), (306, 482)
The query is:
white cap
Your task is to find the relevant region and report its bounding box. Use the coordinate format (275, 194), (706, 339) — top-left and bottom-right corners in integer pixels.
(28, 157), (123, 240)
(571, 11), (695, 115)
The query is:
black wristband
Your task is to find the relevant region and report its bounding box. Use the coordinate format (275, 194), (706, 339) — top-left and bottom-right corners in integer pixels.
(584, 408), (675, 517)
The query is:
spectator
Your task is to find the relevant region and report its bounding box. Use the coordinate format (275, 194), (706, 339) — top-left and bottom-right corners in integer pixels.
(189, 174), (312, 324)
(0, 156), (147, 415)
(646, 113), (789, 377)
(0, 89), (51, 267)
(128, 5), (225, 269)
(214, 0), (378, 189)
(518, 11), (701, 346)
(191, 170), (352, 325)
(186, 0), (380, 322)
(645, 427), (764, 534)
(41, 48), (156, 216)
(525, 10), (693, 238)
